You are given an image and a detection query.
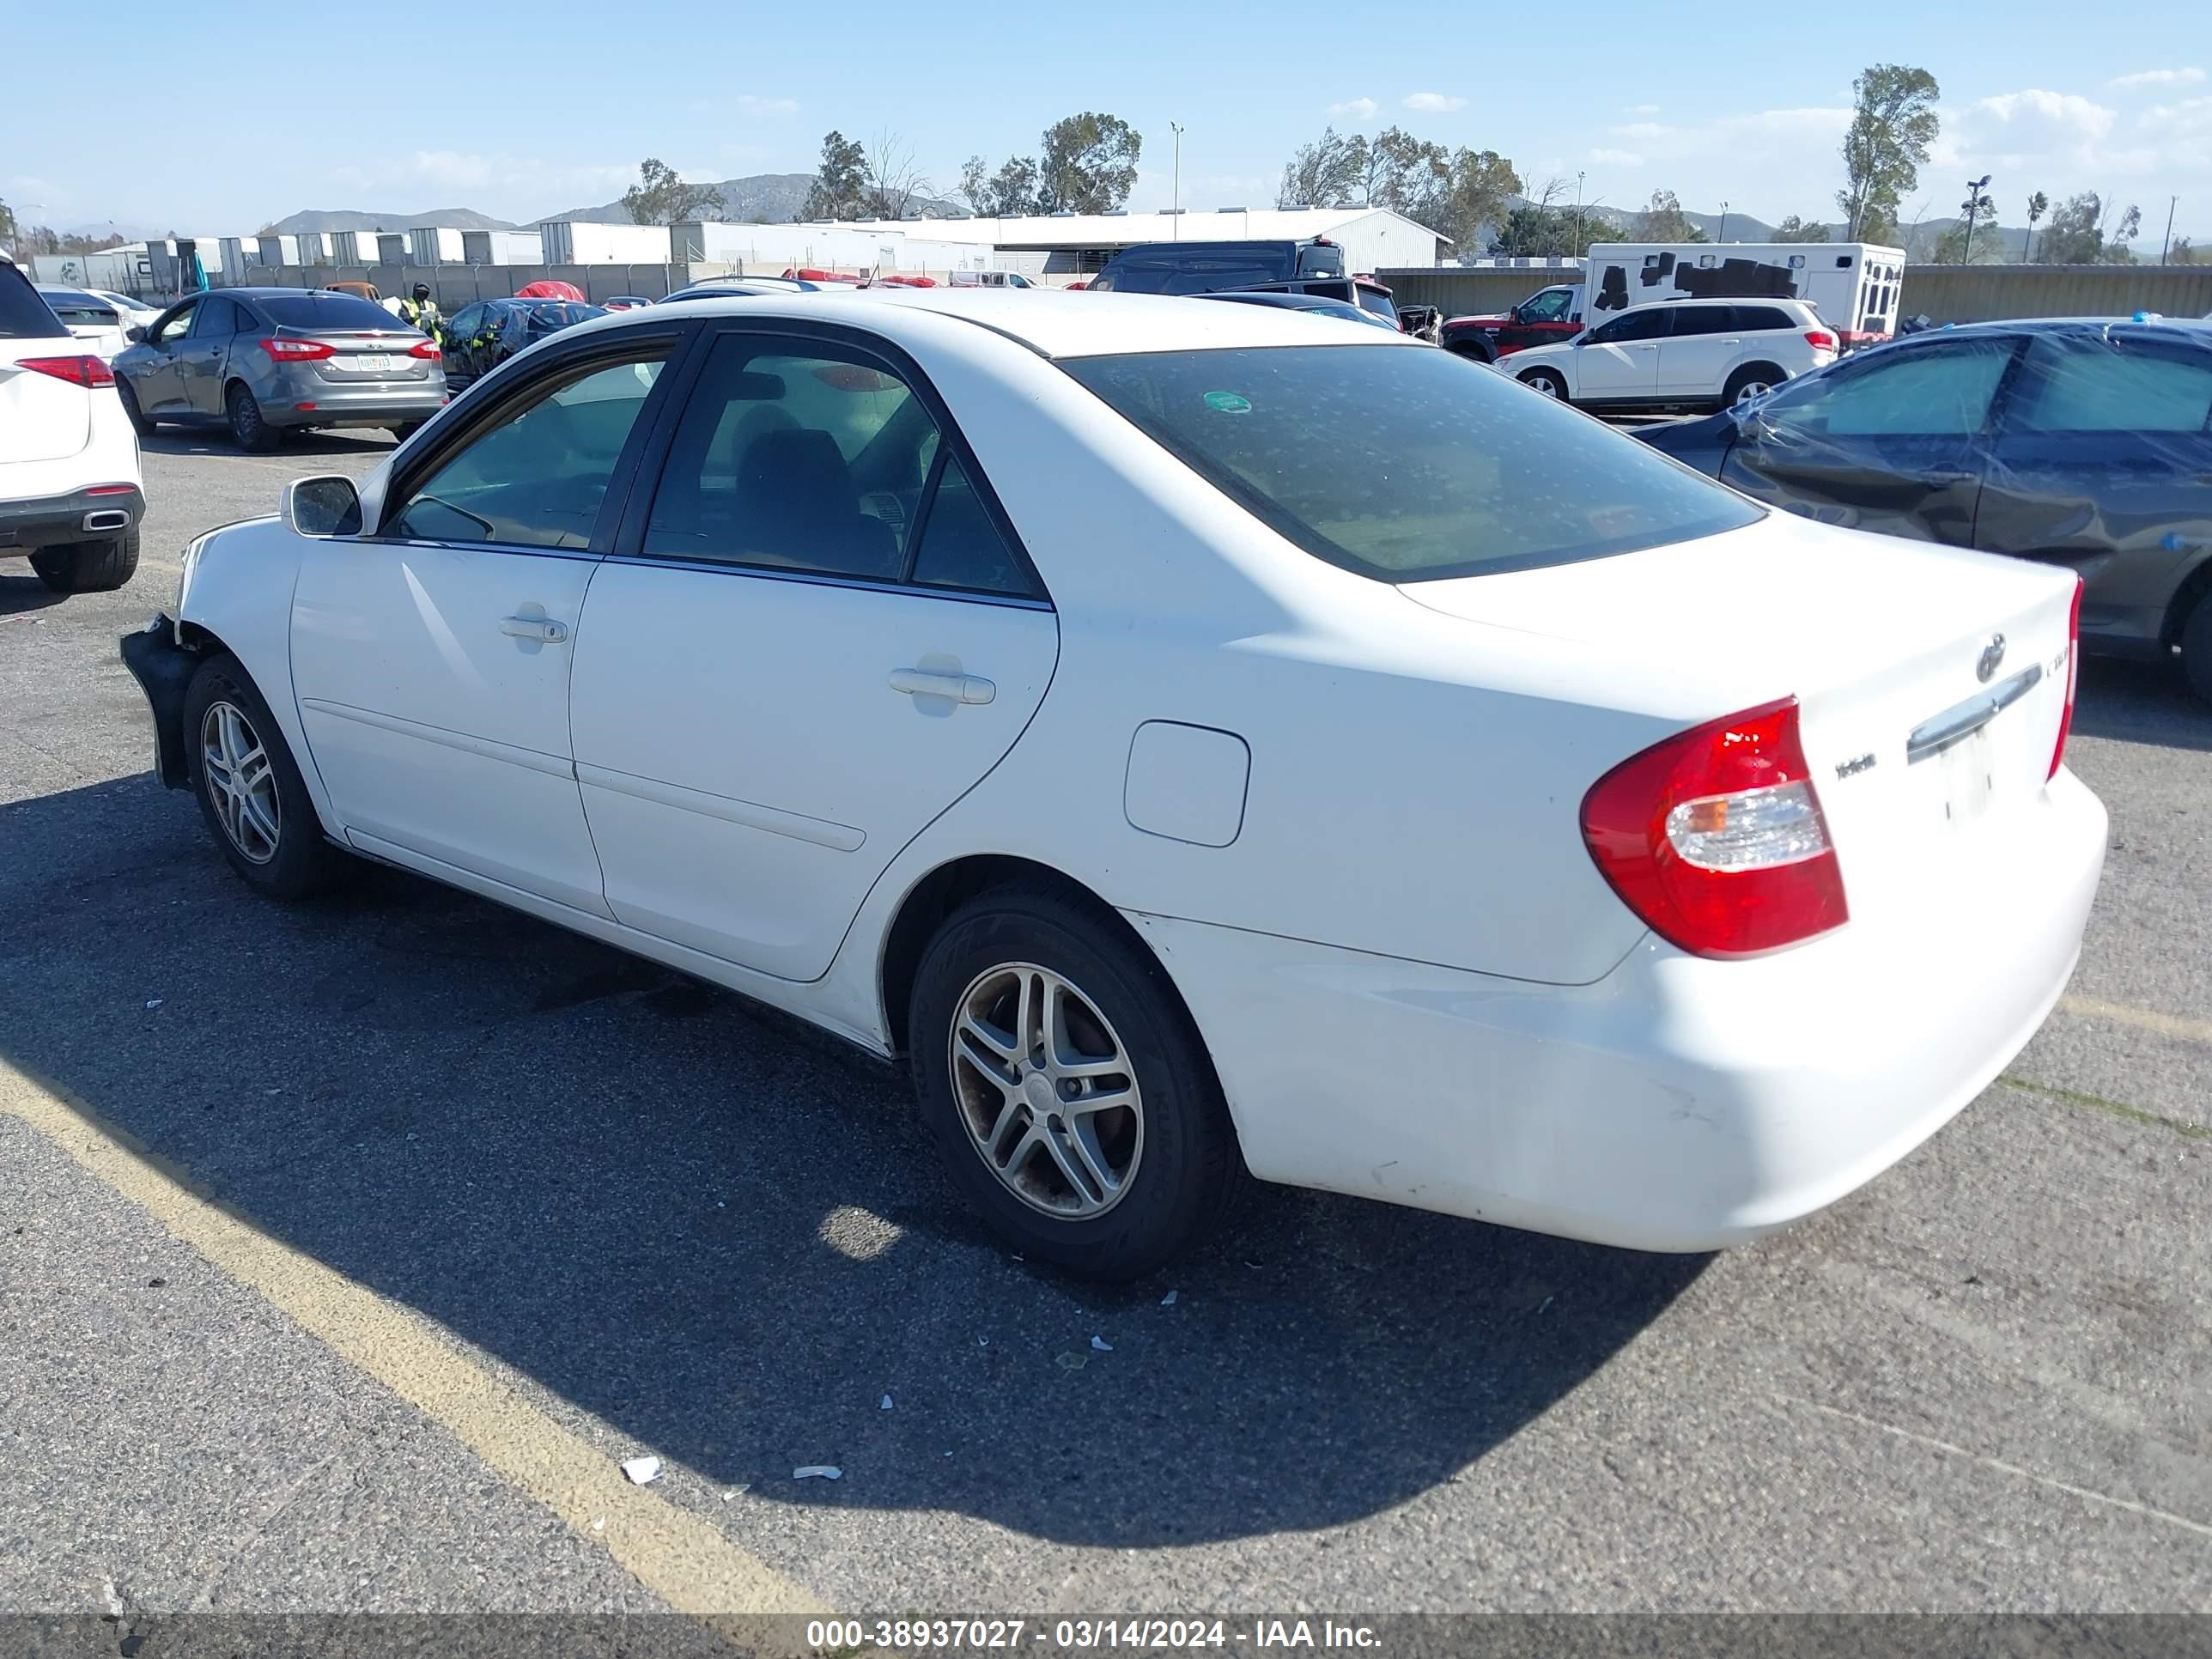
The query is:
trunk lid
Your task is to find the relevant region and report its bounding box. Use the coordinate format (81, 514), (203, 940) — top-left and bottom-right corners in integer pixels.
(1400, 514), (2080, 929)
(292, 327), (435, 385)
(0, 344), (94, 464)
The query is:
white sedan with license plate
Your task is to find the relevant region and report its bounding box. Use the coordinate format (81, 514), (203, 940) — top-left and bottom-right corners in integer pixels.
(119, 290), (2105, 1278)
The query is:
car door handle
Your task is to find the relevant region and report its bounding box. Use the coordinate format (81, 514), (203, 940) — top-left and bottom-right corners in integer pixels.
(500, 615), (569, 644)
(890, 669), (994, 705)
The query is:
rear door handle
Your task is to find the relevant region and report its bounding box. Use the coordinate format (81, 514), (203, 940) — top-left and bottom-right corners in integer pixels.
(890, 668), (994, 705)
(501, 615), (569, 645)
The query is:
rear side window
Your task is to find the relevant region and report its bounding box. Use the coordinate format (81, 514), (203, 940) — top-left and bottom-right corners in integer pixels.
(2010, 338), (2212, 435)
(1731, 306), (1796, 332)
(1064, 343), (1762, 582)
(1356, 287), (1397, 321)
(258, 292), (410, 331)
(386, 351), (667, 549)
(0, 264), (67, 339)
(908, 453), (1031, 596)
(1668, 307), (1734, 337)
(1758, 338), (2017, 438)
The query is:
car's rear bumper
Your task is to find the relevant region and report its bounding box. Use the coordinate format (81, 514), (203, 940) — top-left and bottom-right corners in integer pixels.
(266, 379), (447, 428)
(0, 483), (146, 553)
(1132, 767), (2107, 1253)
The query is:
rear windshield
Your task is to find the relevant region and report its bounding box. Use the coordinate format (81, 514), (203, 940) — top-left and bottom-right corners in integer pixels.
(258, 292), (412, 331)
(1103, 251), (1293, 295)
(0, 264), (68, 339)
(1062, 344), (1763, 581)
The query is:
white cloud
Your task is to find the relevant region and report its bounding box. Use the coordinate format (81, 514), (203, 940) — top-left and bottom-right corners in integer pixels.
(1589, 148), (1644, 167)
(1327, 96), (1378, 120)
(2107, 67), (2204, 89)
(1403, 92), (1467, 113)
(1588, 106), (1850, 219)
(732, 94), (799, 117)
(1627, 104), (1661, 116)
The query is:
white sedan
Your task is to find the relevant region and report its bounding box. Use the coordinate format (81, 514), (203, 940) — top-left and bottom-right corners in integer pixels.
(1504, 297), (1838, 413)
(120, 290), (2105, 1278)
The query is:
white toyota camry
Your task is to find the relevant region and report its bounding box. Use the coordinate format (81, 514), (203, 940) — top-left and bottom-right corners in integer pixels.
(121, 290), (2106, 1278)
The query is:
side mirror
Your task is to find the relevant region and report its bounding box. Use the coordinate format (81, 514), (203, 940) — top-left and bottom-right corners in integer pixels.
(126, 325), (146, 343)
(280, 475), (363, 538)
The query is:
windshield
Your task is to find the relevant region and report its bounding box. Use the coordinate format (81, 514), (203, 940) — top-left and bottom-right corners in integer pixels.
(1062, 344), (1763, 581)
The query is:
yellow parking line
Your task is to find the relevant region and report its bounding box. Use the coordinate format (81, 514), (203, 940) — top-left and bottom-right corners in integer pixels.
(0, 1061), (826, 1620)
(2060, 995), (2212, 1048)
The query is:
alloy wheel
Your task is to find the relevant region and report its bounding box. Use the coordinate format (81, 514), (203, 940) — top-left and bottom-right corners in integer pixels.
(948, 962), (1144, 1218)
(199, 700), (282, 864)
(1732, 380), (1774, 406)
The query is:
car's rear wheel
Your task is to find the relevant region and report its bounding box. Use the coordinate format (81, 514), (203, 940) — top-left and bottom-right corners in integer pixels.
(1725, 364), (1785, 407)
(2181, 592), (2212, 705)
(908, 884), (1237, 1279)
(28, 531), (139, 594)
(183, 653), (344, 899)
(117, 378), (156, 437)
(1519, 367), (1570, 401)
(226, 382), (278, 453)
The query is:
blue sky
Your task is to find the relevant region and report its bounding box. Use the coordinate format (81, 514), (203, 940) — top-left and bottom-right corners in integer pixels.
(4, 1), (2205, 243)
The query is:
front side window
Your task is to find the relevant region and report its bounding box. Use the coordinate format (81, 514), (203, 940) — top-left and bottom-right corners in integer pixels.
(1756, 338), (2017, 439)
(151, 302), (198, 345)
(1065, 343), (1761, 582)
(1589, 309), (1671, 345)
(2009, 338), (2212, 435)
(1522, 288), (1573, 323)
(386, 350), (667, 549)
(643, 338), (937, 580)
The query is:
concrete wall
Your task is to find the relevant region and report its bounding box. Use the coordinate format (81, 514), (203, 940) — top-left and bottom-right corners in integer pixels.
(1378, 263), (2212, 324)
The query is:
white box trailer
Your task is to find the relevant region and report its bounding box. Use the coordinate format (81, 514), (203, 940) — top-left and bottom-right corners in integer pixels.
(1585, 242), (1906, 344)
(409, 227), (466, 265)
(540, 221), (672, 264)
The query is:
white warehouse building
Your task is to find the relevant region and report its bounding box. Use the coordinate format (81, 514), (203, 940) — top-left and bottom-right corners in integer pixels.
(837, 206), (1449, 283)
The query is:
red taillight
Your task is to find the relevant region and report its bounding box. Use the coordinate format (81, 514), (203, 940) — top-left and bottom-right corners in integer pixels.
(19, 354), (114, 387)
(259, 337), (335, 362)
(86, 483), (136, 495)
(1581, 696), (1849, 959)
(406, 338), (441, 359)
(1805, 329), (1838, 352)
(2049, 577), (2082, 781)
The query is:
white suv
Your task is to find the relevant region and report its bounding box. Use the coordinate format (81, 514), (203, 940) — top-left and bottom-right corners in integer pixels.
(1, 252), (144, 594)
(1504, 297), (1837, 414)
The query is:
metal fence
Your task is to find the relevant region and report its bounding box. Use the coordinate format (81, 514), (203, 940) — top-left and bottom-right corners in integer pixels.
(1377, 264), (2212, 325)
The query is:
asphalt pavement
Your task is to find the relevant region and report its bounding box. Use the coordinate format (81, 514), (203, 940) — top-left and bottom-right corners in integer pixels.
(2, 434), (2208, 1626)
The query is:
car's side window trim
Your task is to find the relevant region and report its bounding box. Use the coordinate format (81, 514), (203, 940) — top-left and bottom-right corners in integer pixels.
(606, 318), (1051, 609)
(366, 324), (698, 553)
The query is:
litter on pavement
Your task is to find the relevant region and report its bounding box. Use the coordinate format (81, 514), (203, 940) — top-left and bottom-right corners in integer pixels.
(1160, 1290), (1178, 1306)
(1091, 1335), (1113, 1352)
(620, 1455), (663, 1486)
(794, 1465), (843, 1480)
(880, 1394), (895, 1410)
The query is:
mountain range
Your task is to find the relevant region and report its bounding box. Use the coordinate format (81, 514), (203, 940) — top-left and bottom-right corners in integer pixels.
(262, 206), (520, 234)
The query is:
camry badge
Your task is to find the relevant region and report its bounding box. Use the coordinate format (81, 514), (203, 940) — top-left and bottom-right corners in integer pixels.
(1977, 633), (2007, 684)
(1835, 752), (1877, 780)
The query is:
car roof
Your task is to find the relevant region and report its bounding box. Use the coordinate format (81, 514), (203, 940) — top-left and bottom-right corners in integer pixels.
(1912, 315), (2212, 341)
(563, 288), (1413, 360)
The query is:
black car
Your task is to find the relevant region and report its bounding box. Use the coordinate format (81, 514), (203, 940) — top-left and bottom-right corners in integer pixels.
(1636, 318), (2212, 698)
(1194, 289), (1402, 332)
(1085, 238), (1347, 295)
(441, 299), (606, 390)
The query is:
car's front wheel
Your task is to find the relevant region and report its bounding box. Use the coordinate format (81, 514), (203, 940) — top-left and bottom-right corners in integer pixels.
(183, 653), (344, 899)
(117, 377), (156, 437)
(908, 884), (1237, 1279)
(226, 382), (278, 453)
(1519, 367), (1570, 401)
(29, 531), (139, 594)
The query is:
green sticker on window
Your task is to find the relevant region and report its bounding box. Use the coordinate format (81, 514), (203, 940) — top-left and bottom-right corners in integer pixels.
(1203, 390), (1252, 414)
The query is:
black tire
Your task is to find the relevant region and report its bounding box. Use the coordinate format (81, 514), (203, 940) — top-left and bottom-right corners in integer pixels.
(182, 653), (345, 900)
(226, 381), (277, 453)
(1723, 363), (1786, 408)
(2181, 591), (2212, 706)
(28, 531), (139, 594)
(908, 884), (1238, 1280)
(1519, 367), (1571, 402)
(392, 421), (426, 442)
(1447, 338), (1498, 365)
(117, 377), (157, 437)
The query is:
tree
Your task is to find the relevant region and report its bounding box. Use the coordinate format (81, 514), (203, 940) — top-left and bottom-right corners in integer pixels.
(2022, 191), (2049, 261)
(960, 154), (1041, 217)
(621, 158), (724, 226)
(1936, 181), (2001, 264)
(859, 131), (934, 221)
(1277, 128), (1365, 209)
(1637, 189), (1708, 243)
(2106, 203), (2142, 263)
(1837, 64), (1941, 242)
(2038, 191), (2117, 264)
(1772, 215), (1830, 242)
(801, 131), (870, 221)
(1489, 181), (1579, 257)
(0, 198), (15, 244)
(1037, 112), (1141, 214)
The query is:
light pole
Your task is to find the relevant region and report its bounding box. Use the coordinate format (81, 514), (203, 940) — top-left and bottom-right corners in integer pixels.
(1170, 122), (1185, 240)
(2161, 195), (2179, 264)
(1573, 170), (1584, 259)
(1961, 174), (1990, 264)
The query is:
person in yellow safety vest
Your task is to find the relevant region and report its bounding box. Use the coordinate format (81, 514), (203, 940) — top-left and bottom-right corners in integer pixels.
(398, 283), (443, 344)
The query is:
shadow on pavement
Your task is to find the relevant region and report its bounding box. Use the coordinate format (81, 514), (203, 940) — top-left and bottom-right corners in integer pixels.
(141, 430), (398, 460)
(2071, 657), (2212, 754)
(0, 773), (1705, 1547)
(0, 571), (69, 617)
